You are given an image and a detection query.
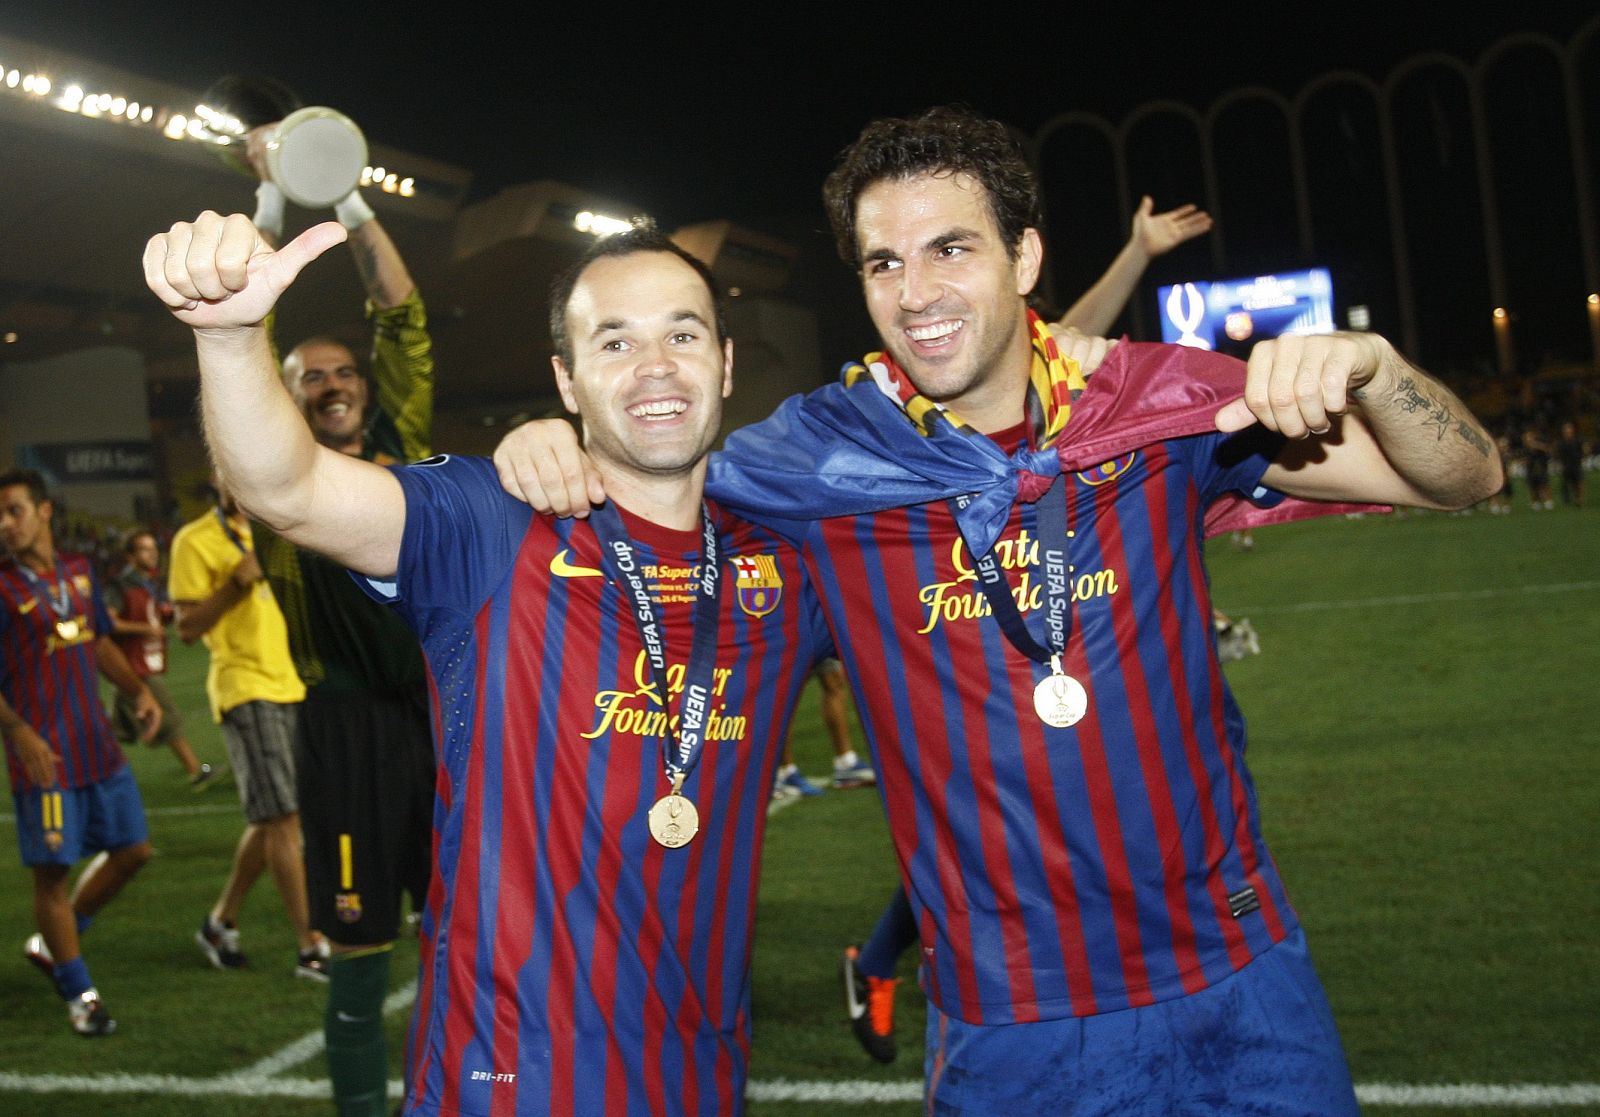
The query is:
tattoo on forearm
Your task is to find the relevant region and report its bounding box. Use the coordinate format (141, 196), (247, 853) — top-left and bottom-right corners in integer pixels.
(1455, 419), (1491, 457)
(353, 240), (380, 294)
(1364, 374), (1492, 458)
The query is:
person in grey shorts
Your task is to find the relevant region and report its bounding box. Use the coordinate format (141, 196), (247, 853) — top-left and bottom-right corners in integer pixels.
(221, 700), (299, 824)
(169, 481), (327, 979)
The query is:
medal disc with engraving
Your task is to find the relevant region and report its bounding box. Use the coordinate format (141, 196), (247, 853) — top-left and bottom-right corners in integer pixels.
(1033, 671), (1087, 728)
(648, 792), (700, 849)
(55, 619), (81, 641)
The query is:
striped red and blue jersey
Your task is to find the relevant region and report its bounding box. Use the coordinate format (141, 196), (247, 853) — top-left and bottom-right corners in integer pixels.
(365, 456), (827, 1117)
(0, 553), (124, 793)
(792, 431), (1290, 1026)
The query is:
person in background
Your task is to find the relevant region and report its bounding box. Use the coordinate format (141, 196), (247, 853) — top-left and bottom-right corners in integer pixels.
(170, 477), (324, 981)
(107, 529), (213, 790)
(1, 468), (159, 1037)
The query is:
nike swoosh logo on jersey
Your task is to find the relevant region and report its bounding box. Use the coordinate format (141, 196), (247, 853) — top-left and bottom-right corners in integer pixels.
(550, 549), (604, 579)
(18, 599), (37, 614)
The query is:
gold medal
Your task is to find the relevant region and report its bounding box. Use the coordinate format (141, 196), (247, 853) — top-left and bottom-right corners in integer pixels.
(1033, 659), (1087, 728)
(55, 618), (81, 641)
(648, 775), (700, 849)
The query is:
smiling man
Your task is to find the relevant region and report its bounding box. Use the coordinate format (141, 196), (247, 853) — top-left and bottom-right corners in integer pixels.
(726, 107), (1501, 1115)
(494, 107), (1503, 1115)
(144, 215), (826, 1116)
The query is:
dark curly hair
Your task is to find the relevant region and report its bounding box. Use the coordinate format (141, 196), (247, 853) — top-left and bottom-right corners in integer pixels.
(822, 105), (1041, 269)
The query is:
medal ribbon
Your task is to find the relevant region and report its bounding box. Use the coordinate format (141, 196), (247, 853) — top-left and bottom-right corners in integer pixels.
(17, 559), (76, 621)
(847, 310), (1083, 670)
(214, 507), (249, 553)
(951, 472), (1072, 669)
(590, 503), (723, 788)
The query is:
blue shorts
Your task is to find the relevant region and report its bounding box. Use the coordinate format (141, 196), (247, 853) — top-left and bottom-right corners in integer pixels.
(924, 927), (1358, 1117)
(13, 765), (149, 867)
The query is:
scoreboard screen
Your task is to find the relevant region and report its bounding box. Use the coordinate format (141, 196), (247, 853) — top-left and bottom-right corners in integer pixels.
(1156, 267), (1335, 355)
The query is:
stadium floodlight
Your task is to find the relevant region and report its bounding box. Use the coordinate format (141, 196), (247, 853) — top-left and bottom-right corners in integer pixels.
(574, 210), (634, 237)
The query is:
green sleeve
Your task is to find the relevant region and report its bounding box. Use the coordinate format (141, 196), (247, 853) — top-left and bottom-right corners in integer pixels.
(366, 288), (434, 462)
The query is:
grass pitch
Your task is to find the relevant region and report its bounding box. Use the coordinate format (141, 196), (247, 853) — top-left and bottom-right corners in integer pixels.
(0, 495), (1595, 1116)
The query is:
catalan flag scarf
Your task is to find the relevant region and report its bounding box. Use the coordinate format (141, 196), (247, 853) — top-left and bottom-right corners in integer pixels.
(842, 311), (1086, 452)
(706, 330), (1376, 553)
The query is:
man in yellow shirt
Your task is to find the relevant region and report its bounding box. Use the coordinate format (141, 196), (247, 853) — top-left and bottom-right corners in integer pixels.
(169, 479), (324, 978)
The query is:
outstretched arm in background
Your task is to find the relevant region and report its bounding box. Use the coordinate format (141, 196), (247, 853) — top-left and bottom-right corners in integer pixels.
(142, 212), (405, 576)
(1056, 196), (1212, 336)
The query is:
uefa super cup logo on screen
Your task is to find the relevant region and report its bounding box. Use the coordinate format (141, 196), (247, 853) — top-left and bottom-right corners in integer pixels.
(1164, 282), (1212, 349)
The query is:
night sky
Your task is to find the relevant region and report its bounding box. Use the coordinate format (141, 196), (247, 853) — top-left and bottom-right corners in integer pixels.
(3, 2), (1594, 368)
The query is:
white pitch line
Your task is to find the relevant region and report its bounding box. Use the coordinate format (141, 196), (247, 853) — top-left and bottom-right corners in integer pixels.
(0, 1074), (1596, 1106)
(1355, 1083), (1600, 1106)
(232, 979), (418, 1080)
(1231, 579), (1600, 617)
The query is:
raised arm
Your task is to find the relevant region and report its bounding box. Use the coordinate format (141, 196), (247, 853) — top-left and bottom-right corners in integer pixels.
(1057, 197), (1213, 336)
(243, 119), (414, 309)
(1216, 332), (1503, 509)
(142, 212), (407, 576)
(345, 215), (417, 310)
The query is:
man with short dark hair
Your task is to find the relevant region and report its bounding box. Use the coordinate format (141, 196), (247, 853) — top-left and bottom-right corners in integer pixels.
(145, 215), (828, 1116)
(495, 107), (1502, 1114)
(0, 469), (160, 1037)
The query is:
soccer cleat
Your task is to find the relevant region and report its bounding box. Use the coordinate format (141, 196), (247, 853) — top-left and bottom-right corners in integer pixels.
(295, 947), (330, 982)
(23, 932), (55, 985)
(189, 762), (216, 792)
(67, 987), (116, 1037)
(775, 766), (824, 798)
(195, 914), (247, 969)
(1214, 617), (1261, 664)
(831, 758), (877, 790)
(843, 944), (898, 1064)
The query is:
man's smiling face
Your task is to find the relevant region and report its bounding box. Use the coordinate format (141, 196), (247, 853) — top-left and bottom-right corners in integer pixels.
(284, 340), (368, 452)
(854, 171), (1041, 433)
(553, 250), (733, 483)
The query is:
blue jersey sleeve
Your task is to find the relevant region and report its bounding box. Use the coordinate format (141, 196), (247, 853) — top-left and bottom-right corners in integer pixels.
(1185, 427), (1287, 509)
(356, 454), (533, 630)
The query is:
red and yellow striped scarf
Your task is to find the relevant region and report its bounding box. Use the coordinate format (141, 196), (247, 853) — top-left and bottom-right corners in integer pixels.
(842, 310), (1086, 450)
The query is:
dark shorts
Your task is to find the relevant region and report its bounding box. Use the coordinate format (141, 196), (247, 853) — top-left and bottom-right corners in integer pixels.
(296, 689), (434, 946)
(221, 700), (300, 824)
(13, 765), (149, 866)
(923, 928), (1357, 1117)
(113, 676), (183, 746)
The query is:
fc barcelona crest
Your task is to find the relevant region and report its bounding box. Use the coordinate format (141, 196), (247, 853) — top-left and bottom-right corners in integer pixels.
(335, 891), (363, 923)
(730, 554), (783, 618)
(1077, 452), (1137, 487)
